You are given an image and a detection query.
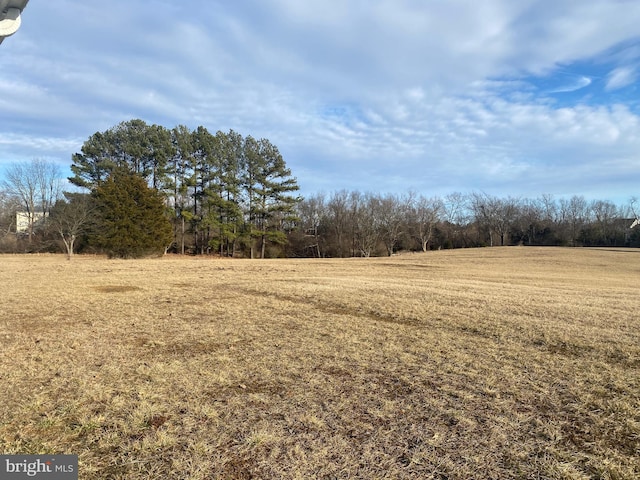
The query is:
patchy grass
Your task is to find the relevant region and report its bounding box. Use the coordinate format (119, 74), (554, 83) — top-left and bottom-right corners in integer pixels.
(0, 247), (638, 479)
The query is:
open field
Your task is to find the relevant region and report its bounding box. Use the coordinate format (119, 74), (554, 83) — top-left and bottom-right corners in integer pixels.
(0, 247), (639, 479)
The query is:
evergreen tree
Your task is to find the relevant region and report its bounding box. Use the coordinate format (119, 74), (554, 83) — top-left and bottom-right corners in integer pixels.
(169, 125), (195, 254)
(69, 130), (118, 189)
(243, 137), (300, 258)
(92, 169), (173, 258)
(216, 130), (245, 256)
(191, 126), (219, 253)
(69, 119), (173, 190)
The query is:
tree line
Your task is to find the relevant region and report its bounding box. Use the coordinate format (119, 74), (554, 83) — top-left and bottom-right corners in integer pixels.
(0, 119), (638, 257)
(288, 191), (640, 257)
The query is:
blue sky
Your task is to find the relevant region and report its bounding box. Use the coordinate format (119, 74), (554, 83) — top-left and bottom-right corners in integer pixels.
(1, 0), (639, 203)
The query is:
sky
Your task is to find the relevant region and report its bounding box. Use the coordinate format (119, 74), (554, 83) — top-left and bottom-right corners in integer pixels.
(1, 0), (639, 204)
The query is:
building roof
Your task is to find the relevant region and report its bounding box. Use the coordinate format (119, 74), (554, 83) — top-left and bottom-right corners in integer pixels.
(0, 0), (29, 45)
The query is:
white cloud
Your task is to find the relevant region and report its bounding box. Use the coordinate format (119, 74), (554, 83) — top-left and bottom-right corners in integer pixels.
(606, 67), (637, 90)
(1, 0), (640, 202)
(548, 76), (592, 93)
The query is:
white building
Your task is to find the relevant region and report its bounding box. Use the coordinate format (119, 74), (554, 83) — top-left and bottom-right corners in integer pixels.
(0, 0), (29, 45)
(16, 210), (47, 234)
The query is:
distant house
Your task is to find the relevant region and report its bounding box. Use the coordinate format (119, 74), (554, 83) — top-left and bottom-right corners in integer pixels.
(15, 211), (47, 234)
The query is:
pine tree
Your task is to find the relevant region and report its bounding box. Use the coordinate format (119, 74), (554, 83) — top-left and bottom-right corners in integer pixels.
(216, 130), (245, 256)
(92, 169), (173, 258)
(69, 120), (174, 190)
(243, 137), (300, 258)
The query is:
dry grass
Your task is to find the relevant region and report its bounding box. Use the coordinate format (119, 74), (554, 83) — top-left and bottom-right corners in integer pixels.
(0, 247), (638, 479)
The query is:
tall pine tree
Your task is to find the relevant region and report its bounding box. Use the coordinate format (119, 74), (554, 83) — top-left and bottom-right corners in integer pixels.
(244, 137), (300, 258)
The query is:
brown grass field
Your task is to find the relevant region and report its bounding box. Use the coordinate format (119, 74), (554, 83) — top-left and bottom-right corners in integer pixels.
(0, 247), (639, 479)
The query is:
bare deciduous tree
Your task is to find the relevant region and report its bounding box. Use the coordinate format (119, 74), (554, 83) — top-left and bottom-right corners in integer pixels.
(471, 193), (520, 246)
(589, 199), (619, 245)
(297, 193), (326, 257)
(559, 195), (588, 246)
(408, 193), (443, 252)
(50, 194), (94, 260)
(350, 192), (380, 257)
(376, 193), (409, 256)
(0, 190), (19, 236)
(1, 159), (63, 241)
(326, 190), (351, 257)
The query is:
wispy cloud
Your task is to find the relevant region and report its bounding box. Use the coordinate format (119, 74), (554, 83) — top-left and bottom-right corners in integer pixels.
(548, 76), (592, 93)
(606, 66), (638, 90)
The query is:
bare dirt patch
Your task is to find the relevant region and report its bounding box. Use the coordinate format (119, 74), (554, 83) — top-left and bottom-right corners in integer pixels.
(93, 285), (142, 293)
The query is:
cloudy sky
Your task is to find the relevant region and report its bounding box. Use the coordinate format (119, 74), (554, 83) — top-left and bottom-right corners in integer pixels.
(1, 0), (639, 202)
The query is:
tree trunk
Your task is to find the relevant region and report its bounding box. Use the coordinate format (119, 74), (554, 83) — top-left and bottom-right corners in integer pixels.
(61, 233), (75, 260)
(180, 217), (185, 254)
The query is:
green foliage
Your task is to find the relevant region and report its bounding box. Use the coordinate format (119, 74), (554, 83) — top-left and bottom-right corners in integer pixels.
(243, 136), (300, 258)
(71, 120), (301, 257)
(69, 119), (174, 190)
(92, 169), (173, 258)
